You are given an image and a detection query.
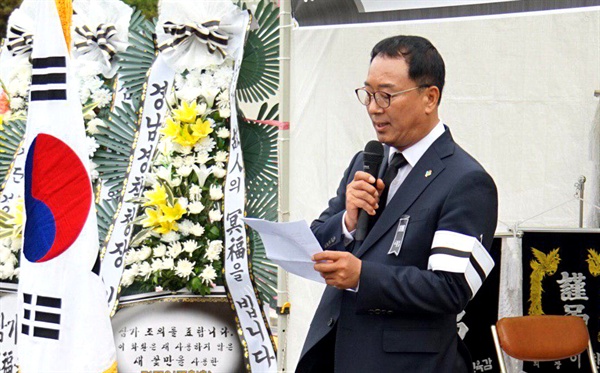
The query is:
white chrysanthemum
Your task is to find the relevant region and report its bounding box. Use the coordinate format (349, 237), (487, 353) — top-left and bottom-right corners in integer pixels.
(205, 240), (223, 261)
(213, 65), (233, 89)
(211, 166), (226, 179)
(190, 224), (205, 237)
(90, 162), (99, 181)
(189, 185), (202, 201)
(199, 265), (217, 285)
(9, 97), (25, 111)
(151, 259), (163, 273)
(177, 165), (193, 177)
(9, 237), (21, 252)
(177, 197), (189, 210)
(138, 262), (152, 280)
(216, 127), (230, 139)
(124, 250), (138, 266)
(161, 231), (181, 243)
(175, 259), (196, 279)
(173, 143), (192, 155)
(139, 246), (152, 261)
(83, 109), (97, 120)
(86, 136), (100, 156)
(0, 245), (12, 263)
(172, 156), (184, 168)
(121, 267), (138, 287)
(198, 73), (217, 91)
(219, 107), (231, 119)
(209, 185), (224, 200)
(196, 153), (210, 168)
(86, 118), (105, 134)
(194, 136), (216, 152)
(178, 219), (194, 236)
(171, 177), (182, 187)
(214, 150), (228, 163)
(183, 156), (196, 166)
(153, 244), (167, 258)
(187, 201), (205, 214)
(177, 86), (202, 102)
(168, 242), (183, 258)
(209, 209), (223, 223)
(216, 90), (231, 118)
(92, 87), (112, 108)
(183, 239), (198, 254)
(162, 257), (175, 270)
(0, 260), (15, 280)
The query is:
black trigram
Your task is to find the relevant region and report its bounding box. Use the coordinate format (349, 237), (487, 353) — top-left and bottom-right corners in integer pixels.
(30, 56), (67, 101)
(22, 293), (62, 340)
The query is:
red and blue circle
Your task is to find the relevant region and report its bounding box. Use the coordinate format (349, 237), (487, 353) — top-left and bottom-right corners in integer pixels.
(24, 133), (91, 263)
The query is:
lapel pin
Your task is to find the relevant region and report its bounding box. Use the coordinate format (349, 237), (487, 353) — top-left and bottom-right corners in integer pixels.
(425, 170), (432, 178)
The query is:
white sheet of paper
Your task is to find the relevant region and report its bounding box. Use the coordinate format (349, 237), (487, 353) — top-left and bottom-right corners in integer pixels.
(242, 218), (325, 284)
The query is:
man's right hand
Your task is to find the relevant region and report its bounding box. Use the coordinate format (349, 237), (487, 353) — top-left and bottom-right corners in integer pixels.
(344, 171), (385, 232)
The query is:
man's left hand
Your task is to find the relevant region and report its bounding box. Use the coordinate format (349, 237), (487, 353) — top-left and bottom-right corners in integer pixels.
(313, 251), (361, 289)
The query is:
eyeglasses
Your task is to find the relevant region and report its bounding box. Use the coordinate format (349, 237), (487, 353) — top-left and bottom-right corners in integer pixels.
(355, 85), (430, 108)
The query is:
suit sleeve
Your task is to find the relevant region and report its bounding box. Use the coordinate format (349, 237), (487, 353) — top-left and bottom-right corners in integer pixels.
(310, 152), (361, 251)
(356, 169), (498, 315)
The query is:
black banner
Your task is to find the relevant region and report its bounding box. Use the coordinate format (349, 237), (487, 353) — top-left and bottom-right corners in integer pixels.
(522, 231), (600, 372)
(462, 237), (502, 373)
(291, 0), (600, 27)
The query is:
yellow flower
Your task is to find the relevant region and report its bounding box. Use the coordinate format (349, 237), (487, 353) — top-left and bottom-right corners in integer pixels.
(191, 118), (213, 140)
(172, 101), (198, 123)
(142, 208), (163, 228)
(161, 117), (181, 138)
(0, 115), (3, 131)
(173, 123), (198, 147)
(154, 221), (178, 234)
(159, 202), (186, 223)
(143, 185), (167, 207)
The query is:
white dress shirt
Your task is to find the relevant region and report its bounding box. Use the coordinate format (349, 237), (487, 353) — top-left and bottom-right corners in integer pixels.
(342, 120), (445, 240)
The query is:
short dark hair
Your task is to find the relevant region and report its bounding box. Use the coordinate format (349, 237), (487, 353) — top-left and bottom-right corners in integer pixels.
(371, 35), (445, 105)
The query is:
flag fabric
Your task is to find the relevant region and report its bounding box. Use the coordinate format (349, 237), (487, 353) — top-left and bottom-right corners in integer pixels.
(17, 0), (117, 372)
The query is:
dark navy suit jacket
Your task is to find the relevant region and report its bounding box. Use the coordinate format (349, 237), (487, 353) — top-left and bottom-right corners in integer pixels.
(296, 128), (498, 373)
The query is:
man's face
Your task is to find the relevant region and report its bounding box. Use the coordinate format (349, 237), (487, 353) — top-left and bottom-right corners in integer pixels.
(364, 55), (434, 151)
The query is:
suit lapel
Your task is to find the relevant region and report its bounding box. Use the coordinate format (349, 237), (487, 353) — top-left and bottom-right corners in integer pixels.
(355, 130), (455, 258)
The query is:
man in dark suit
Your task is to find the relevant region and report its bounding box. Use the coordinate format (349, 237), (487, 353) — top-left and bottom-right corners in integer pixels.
(295, 35), (498, 373)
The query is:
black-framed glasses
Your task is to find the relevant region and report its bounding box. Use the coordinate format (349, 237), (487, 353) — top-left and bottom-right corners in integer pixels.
(355, 85), (430, 108)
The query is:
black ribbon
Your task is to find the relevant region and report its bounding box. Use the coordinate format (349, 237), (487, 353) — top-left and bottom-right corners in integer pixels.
(7, 25), (33, 56)
(158, 20), (229, 57)
(74, 24), (118, 61)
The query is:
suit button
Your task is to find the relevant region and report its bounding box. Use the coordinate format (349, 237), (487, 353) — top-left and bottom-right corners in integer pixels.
(374, 309), (381, 315)
(327, 318), (335, 327)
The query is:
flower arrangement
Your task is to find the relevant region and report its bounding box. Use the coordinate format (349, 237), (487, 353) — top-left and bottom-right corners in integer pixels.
(0, 64), (32, 123)
(73, 59), (115, 182)
(121, 61), (234, 295)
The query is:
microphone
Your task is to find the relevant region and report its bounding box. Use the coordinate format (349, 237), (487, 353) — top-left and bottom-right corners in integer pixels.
(354, 140), (384, 242)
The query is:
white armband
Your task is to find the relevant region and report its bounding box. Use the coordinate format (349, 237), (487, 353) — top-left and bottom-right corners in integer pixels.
(427, 230), (494, 298)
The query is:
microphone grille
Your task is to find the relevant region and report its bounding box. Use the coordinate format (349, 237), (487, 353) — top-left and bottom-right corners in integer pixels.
(363, 140), (384, 164)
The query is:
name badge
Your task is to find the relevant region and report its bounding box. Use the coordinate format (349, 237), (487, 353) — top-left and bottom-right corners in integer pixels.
(388, 215), (409, 256)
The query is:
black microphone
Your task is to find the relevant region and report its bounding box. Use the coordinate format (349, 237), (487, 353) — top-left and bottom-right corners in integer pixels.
(354, 140), (384, 242)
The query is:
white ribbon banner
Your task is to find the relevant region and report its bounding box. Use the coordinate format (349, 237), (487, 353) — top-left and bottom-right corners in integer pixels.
(223, 11), (277, 373)
(100, 55), (175, 315)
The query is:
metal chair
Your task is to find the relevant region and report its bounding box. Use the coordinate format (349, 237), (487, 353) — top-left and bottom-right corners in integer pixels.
(491, 315), (598, 373)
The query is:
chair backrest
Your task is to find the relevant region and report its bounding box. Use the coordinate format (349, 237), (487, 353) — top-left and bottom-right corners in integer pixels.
(496, 315), (589, 361)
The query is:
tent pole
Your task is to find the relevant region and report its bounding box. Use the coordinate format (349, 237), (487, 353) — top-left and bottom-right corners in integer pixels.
(277, 0), (292, 371)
